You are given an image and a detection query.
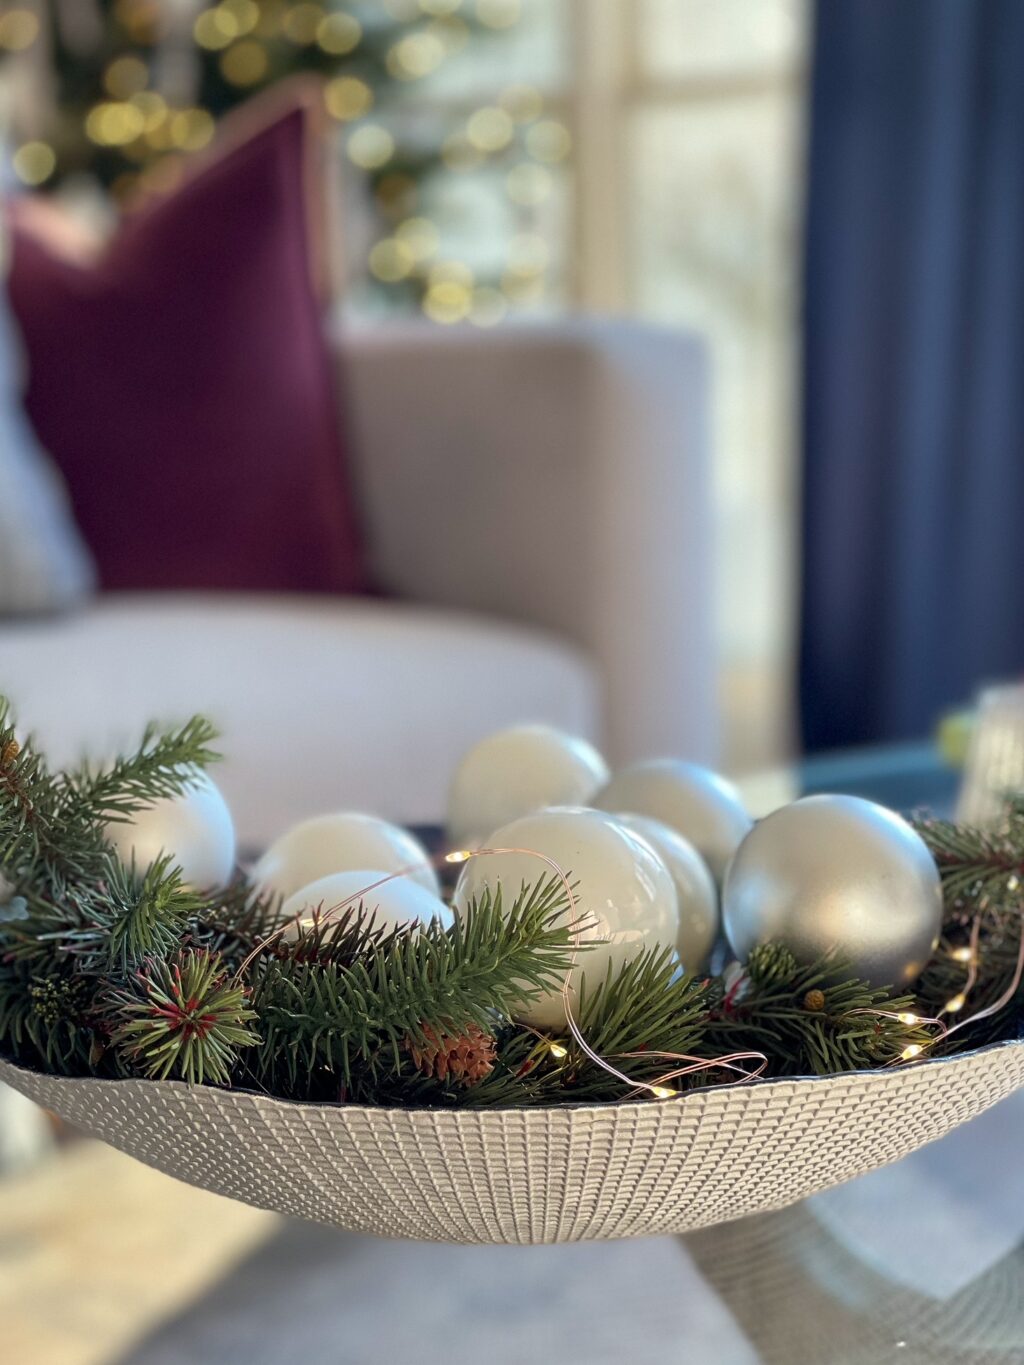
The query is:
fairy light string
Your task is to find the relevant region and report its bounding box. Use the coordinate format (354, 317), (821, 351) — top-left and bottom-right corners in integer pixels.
(240, 844), (767, 1102)
(239, 841), (1024, 1093)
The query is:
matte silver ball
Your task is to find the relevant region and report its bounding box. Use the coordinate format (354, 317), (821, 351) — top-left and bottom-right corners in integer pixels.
(722, 795), (943, 988)
(593, 759), (752, 886)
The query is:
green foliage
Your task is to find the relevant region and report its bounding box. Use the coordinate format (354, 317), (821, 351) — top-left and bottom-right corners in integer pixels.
(914, 813), (1024, 1043)
(108, 949), (259, 1086)
(244, 877), (578, 1102)
(0, 698), (219, 899)
(707, 948), (936, 1076)
(2, 690), (1022, 1109)
(63, 717), (219, 829)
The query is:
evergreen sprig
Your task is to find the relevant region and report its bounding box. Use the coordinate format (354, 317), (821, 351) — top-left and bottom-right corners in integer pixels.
(108, 949), (259, 1086)
(705, 943), (936, 1075)
(245, 877), (579, 1101)
(914, 813), (1024, 1041)
(61, 717), (220, 828)
(2, 692), (1022, 1109)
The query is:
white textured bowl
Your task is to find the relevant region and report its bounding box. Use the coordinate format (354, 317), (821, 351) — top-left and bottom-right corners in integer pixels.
(3, 1041), (1023, 1245)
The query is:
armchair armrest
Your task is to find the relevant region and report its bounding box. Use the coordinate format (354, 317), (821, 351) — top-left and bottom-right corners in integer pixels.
(337, 317), (717, 766)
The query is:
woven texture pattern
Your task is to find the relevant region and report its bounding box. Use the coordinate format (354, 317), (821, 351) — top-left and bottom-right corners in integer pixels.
(3, 1045), (1023, 1244)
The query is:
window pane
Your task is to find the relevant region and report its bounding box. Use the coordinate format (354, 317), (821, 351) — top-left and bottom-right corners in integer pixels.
(629, 90), (806, 760)
(637, 0), (806, 81)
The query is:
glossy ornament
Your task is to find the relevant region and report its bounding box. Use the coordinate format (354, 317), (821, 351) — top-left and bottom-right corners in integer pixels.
(722, 795), (944, 988)
(452, 807), (679, 1029)
(593, 759), (752, 886)
(447, 725), (609, 848)
(616, 814), (718, 971)
(281, 869), (453, 939)
(252, 813), (439, 901)
(104, 770), (236, 890)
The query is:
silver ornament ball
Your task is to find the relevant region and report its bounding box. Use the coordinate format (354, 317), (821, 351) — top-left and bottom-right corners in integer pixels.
(593, 759), (752, 886)
(722, 795), (943, 988)
(615, 813), (719, 971)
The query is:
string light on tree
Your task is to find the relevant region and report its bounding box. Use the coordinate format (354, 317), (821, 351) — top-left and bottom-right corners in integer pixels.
(347, 124), (396, 170)
(220, 40), (270, 86)
(324, 76), (373, 121)
(387, 31), (446, 79)
(317, 11), (362, 55)
(12, 142), (56, 187)
(282, 3), (325, 45)
(0, 8), (39, 51)
(12, 0), (549, 316)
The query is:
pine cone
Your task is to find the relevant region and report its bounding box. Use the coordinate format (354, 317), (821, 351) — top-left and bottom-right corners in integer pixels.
(407, 1023), (497, 1087)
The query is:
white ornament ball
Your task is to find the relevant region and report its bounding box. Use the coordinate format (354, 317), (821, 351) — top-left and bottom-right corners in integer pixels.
(452, 807), (679, 1030)
(252, 813), (439, 901)
(281, 869), (453, 939)
(723, 794), (944, 988)
(447, 725), (609, 848)
(615, 814), (718, 971)
(593, 759), (752, 886)
(104, 770), (236, 890)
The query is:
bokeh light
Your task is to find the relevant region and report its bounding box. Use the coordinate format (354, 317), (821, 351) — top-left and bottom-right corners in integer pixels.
(219, 39), (269, 85)
(194, 6), (238, 50)
(423, 279), (472, 324)
(282, 2), (324, 44)
(387, 31), (446, 80)
(0, 8), (39, 51)
(12, 141), (56, 186)
(369, 238), (415, 282)
(466, 107), (515, 152)
(347, 125), (396, 170)
(103, 56), (149, 99)
(317, 12), (361, 55)
(324, 76), (373, 121)
(86, 102), (147, 147)
(525, 118), (571, 163)
(395, 217), (440, 261)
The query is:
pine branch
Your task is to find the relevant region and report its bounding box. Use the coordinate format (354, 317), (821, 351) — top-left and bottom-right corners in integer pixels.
(61, 717), (220, 829)
(913, 814), (1024, 1043)
(0, 955), (99, 1076)
(464, 948), (713, 1108)
(0, 700), (67, 882)
(245, 876), (578, 1099)
(74, 854), (206, 976)
(704, 944), (934, 1076)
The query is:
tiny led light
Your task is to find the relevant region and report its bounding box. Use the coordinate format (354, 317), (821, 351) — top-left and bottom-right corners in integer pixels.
(548, 1042), (568, 1060)
(651, 1085), (675, 1100)
(901, 1044), (923, 1060)
(445, 850), (471, 864)
(896, 1012), (920, 1025)
(951, 946), (973, 963)
(945, 993), (966, 1013)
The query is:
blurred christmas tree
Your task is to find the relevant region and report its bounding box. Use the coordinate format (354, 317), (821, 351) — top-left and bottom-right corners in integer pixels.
(0, 0), (569, 318)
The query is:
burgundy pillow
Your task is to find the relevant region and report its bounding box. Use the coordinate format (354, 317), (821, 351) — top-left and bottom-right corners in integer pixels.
(7, 93), (365, 595)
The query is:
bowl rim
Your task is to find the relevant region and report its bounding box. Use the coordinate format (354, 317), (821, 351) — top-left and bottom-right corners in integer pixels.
(4, 1030), (1024, 1121)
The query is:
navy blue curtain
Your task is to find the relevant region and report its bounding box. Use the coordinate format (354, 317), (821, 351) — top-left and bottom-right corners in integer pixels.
(800, 0), (1024, 750)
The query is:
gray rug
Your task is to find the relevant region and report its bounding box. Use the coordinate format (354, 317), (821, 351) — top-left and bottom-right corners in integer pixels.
(119, 1224), (756, 1365)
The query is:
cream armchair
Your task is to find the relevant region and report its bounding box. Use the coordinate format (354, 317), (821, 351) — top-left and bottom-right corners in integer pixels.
(0, 318), (714, 846)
